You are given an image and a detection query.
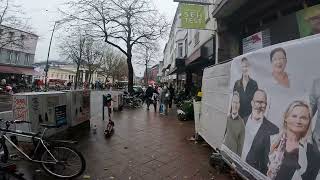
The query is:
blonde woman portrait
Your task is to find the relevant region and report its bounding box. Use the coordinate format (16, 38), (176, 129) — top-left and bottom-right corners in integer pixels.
(267, 101), (320, 180)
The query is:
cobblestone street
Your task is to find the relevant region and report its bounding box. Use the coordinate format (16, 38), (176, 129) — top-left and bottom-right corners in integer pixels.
(13, 92), (232, 180)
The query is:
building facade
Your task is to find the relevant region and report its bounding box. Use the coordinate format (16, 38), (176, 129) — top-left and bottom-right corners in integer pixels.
(162, 2), (217, 93)
(162, 0), (320, 94)
(0, 25), (39, 86)
(0, 25), (38, 66)
(212, 0), (320, 62)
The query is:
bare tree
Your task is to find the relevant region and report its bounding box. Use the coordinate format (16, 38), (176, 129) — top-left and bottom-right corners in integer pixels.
(0, 0), (32, 49)
(82, 38), (105, 84)
(59, 29), (86, 89)
(61, 0), (169, 92)
(134, 44), (159, 85)
(100, 48), (128, 83)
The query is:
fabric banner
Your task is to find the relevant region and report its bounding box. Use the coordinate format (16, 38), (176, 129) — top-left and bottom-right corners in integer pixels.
(180, 4), (206, 29)
(222, 34), (320, 180)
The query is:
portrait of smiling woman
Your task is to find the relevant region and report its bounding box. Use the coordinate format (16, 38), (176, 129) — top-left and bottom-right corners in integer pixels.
(267, 101), (320, 180)
(270, 47), (290, 88)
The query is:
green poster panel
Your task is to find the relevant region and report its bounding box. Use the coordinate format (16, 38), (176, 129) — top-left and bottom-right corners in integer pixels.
(296, 4), (320, 37)
(180, 4), (206, 29)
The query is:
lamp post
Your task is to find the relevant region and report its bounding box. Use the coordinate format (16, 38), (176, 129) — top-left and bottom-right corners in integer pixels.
(44, 21), (59, 91)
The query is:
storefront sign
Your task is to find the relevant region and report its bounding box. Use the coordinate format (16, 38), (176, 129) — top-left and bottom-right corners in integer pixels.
(242, 32), (262, 53)
(174, 0), (211, 5)
(242, 30), (271, 54)
(223, 35), (320, 179)
(296, 4), (320, 37)
(180, 4), (206, 29)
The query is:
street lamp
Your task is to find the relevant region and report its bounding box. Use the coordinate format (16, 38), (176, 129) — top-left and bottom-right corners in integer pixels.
(44, 21), (60, 91)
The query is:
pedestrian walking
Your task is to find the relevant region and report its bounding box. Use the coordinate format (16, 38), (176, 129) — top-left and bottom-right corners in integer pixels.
(160, 86), (170, 115)
(145, 85), (158, 111)
(168, 84), (175, 108)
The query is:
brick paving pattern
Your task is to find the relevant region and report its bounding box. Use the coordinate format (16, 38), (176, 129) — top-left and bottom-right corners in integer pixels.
(14, 91), (233, 180)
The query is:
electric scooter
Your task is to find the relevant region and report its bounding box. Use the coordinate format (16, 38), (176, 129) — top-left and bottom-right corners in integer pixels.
(104, 94), (114, 137)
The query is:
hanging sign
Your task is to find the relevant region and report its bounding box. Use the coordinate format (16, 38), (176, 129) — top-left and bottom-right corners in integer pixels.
(180, 4), (206, 29)
(174, 0), (211, 5)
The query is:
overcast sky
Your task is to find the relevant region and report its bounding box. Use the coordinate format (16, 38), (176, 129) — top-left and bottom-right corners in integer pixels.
(17, 0), (178, 76)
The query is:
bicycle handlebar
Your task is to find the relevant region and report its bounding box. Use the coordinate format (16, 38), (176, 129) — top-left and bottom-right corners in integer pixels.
(13, 120), (31, 124)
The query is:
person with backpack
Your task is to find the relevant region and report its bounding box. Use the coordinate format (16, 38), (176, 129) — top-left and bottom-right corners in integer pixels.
(145, 85), (158, 111)
(160, 86), (170, 115)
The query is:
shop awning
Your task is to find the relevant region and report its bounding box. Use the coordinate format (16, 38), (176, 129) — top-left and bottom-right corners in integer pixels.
(0, 65), (16, 74)
(186, 48), (202, 65)
(0, 64), (39, 76)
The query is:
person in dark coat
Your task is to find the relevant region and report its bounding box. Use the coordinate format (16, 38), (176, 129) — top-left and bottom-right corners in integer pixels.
(234, 57), (258, 118)
(145, 85), (158, 111)
(168, 84), (175, 108)
(241, 89), (279, 175)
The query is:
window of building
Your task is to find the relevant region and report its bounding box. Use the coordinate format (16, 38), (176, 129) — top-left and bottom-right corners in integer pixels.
(194, 31), (200, 46)
(61, 74), (63, 79)
(185, 39), (188, 57)
(15, 52), (19, 64)
(20, 34), (25, 40)
(9, 32), (14, 41)
(178, 43), (183, 58)
(25, 54), (30, 65)
(51, 73), (54, 78)
(56, 73), (59, 78)
(65, 74), (68, 79)
(8, 51), (13, 63)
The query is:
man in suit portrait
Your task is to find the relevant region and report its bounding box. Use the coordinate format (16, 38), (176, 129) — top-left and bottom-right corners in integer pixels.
(241, 89), (279, 175)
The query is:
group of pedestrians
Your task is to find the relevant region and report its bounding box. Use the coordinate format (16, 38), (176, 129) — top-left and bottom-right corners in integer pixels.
(145, 84), (175, 115)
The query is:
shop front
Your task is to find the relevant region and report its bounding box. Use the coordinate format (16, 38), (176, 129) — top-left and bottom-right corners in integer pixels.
(0, 64), (38, 92)
(184, 37), (215, 95)
(213, 0), (320, 62)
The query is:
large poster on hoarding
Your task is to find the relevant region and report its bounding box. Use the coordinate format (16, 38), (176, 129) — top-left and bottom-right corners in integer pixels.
(222, 35), (320, 180)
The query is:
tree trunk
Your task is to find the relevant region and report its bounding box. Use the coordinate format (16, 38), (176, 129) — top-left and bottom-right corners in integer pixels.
(88, 68), (92, 84)
(74, 63), (80, 89)
(127, 55), (134, 93)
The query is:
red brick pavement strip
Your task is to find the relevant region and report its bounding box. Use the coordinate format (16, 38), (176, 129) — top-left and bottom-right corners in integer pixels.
(17, 105), (233, 180)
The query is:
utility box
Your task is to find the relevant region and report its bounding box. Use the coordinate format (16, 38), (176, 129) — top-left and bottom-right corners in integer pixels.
(12, 92), (68, 138)
(64, 90), (91, 127)
(111, 91), (123, 111)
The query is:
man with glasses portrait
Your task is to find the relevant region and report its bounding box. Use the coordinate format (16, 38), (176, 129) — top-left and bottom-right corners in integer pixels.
(241, 89), (279, 175)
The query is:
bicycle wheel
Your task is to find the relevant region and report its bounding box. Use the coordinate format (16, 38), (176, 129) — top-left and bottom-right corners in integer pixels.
(41, 146), (86, 179)
(135, 99), (143, 107)
(0, 170), (25, 180)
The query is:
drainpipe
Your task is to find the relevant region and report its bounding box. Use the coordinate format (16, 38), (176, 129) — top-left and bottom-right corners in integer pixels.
(214, 19), (219, 65)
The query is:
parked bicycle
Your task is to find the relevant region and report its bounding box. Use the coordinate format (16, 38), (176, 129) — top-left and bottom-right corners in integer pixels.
(123, 92), (143, 108)
(0, 119), (86, 179)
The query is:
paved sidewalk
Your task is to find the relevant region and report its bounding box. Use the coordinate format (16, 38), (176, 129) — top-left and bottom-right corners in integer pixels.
(17, 105), (233, 180)
(76, 106), (232, 180)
